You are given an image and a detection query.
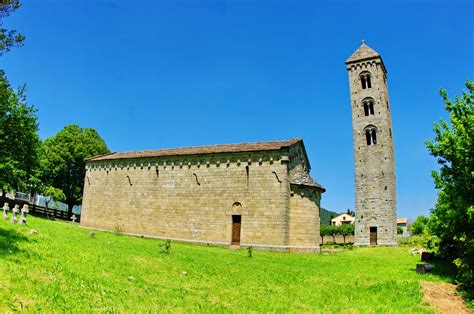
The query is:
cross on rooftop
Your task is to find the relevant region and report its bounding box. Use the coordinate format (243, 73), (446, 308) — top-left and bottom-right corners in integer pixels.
(361, 39), (366, 45)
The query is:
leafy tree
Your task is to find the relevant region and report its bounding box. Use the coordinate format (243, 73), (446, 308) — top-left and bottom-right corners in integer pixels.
(320, 225), (330, 243)
(42, 124), (109, 217)
(339, 224), (355, 244)
(408, 215), (429, 235)
(43, 186), (66, 219)
(0, 70), (41, 195)
(397, 226), (403, 235)
(327, 225), (338, 244)
(0, 0), (25, 55)
(426, 80), (473, 293)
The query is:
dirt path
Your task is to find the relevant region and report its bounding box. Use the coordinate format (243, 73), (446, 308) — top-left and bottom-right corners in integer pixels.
(421, 281), (470, 313)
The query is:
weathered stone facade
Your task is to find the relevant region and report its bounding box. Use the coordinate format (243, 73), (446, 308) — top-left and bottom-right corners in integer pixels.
(345, 43), (397, 246)
(81, 139), (325, 253)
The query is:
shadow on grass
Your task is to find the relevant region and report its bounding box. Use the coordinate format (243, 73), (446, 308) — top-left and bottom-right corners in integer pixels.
(409, 255), (456, 281)
(428, 258), (458, 280)
(0, 227), (31, 256)
(411, 256), (474, 306)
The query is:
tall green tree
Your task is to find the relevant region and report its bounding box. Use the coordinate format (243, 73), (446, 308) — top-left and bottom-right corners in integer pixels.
(0, 0), (25, 55)
(426, 80), (473, 293)
(42, 124), (109, 216)
(0, 70), (41, 195)
(408, 215), (428, 235)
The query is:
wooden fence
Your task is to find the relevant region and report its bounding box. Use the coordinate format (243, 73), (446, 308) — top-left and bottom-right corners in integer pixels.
(30, 205), (79, 221)
(1, 196), (80, 222)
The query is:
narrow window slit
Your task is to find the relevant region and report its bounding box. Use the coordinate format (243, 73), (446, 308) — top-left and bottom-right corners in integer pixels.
(245, 166), (249, 188)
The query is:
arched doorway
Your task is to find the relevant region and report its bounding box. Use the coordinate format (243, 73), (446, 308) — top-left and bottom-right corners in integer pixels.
(231, 202), (242, 245)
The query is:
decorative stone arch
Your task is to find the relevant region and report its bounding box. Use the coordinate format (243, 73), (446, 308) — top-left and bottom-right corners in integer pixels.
(363, 124), (378, 145)
(219, 157), (227, 167)
(359, 71), (372, 89)
(366, 215), (377, 226)
(181, 159), (189, 169)
(362, 97), (375, 116)
(232, 202), (243, 214)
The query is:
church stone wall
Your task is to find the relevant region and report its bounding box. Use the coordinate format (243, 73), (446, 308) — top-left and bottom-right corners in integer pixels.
(288, 185), (321, 252)
(81, 146), (321, 252)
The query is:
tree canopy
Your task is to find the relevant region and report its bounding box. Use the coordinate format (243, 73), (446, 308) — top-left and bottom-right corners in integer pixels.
(0, 70), (40, 195)
(426, 80), (473, 293)
(0, 0), (25, 55)
(42, 124), (109, 216)
(408, 215), (428, 235)
(339, 224), (355, 243)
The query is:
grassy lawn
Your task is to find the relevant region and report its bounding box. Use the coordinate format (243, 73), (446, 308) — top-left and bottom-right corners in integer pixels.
(0, 216), (450, 313)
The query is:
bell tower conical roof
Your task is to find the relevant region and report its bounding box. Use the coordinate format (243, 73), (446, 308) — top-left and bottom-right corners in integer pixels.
(345, 41), (387, 74)
(345, 43), (380, 63)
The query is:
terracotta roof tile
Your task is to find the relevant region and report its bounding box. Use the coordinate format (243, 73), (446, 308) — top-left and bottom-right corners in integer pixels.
(397, 218), (408, 224)
(87, 138), (302, 162)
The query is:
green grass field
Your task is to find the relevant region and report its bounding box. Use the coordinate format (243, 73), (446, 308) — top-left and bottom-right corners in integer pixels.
(0, 216), (450, 312)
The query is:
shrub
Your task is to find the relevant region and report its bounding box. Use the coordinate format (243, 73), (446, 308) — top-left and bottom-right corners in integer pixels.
(113, 225), (123, 235)
(247, 245), (253, 258)
(396, 233), (439, 251)
(159, 239), (172, 254)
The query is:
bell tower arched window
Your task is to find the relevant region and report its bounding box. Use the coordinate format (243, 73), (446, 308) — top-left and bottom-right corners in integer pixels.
(360, 72), (372, 89)
(363, 98), (375, 116)
(364, 125), (377, 145)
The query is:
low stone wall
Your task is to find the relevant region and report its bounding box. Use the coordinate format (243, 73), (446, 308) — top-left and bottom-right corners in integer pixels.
(320, 235), (354, 244)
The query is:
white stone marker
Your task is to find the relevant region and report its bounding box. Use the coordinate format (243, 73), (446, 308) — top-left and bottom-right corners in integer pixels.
(71, 214), (77, 223)
(2, 202), (9, 219)
(19, 204), (29, 224)
(11, 205), (19, 223)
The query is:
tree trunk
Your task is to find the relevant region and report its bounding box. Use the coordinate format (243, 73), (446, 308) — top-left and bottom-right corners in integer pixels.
(1, 190), (5, 197)
(67, 203), (73, 219)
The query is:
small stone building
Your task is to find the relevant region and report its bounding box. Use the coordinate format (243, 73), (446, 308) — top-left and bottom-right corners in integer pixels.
(81, 139), (325, 253)
(397, 218), (409, 237)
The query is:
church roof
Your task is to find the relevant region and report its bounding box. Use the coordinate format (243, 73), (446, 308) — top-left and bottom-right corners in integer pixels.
(290, 171), (326, 192)
(87, 138), (302, 161)
(345, 43), (380, 64)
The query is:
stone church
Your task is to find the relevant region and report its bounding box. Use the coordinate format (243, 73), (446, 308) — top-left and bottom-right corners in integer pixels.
(81, 42), (398, 251)
(81, 139), (325, 253)
(345, 42), (397, 246)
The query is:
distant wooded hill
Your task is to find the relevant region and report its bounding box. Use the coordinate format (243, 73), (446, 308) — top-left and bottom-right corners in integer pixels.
(320, 208), (339, 225)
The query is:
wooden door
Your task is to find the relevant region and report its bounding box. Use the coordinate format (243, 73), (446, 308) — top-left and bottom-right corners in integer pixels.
(232, 215), (241, 245)
(370, 227), (377, 245)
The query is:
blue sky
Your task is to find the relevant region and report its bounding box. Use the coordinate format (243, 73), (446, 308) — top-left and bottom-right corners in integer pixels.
(1, 0), (473, 219)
